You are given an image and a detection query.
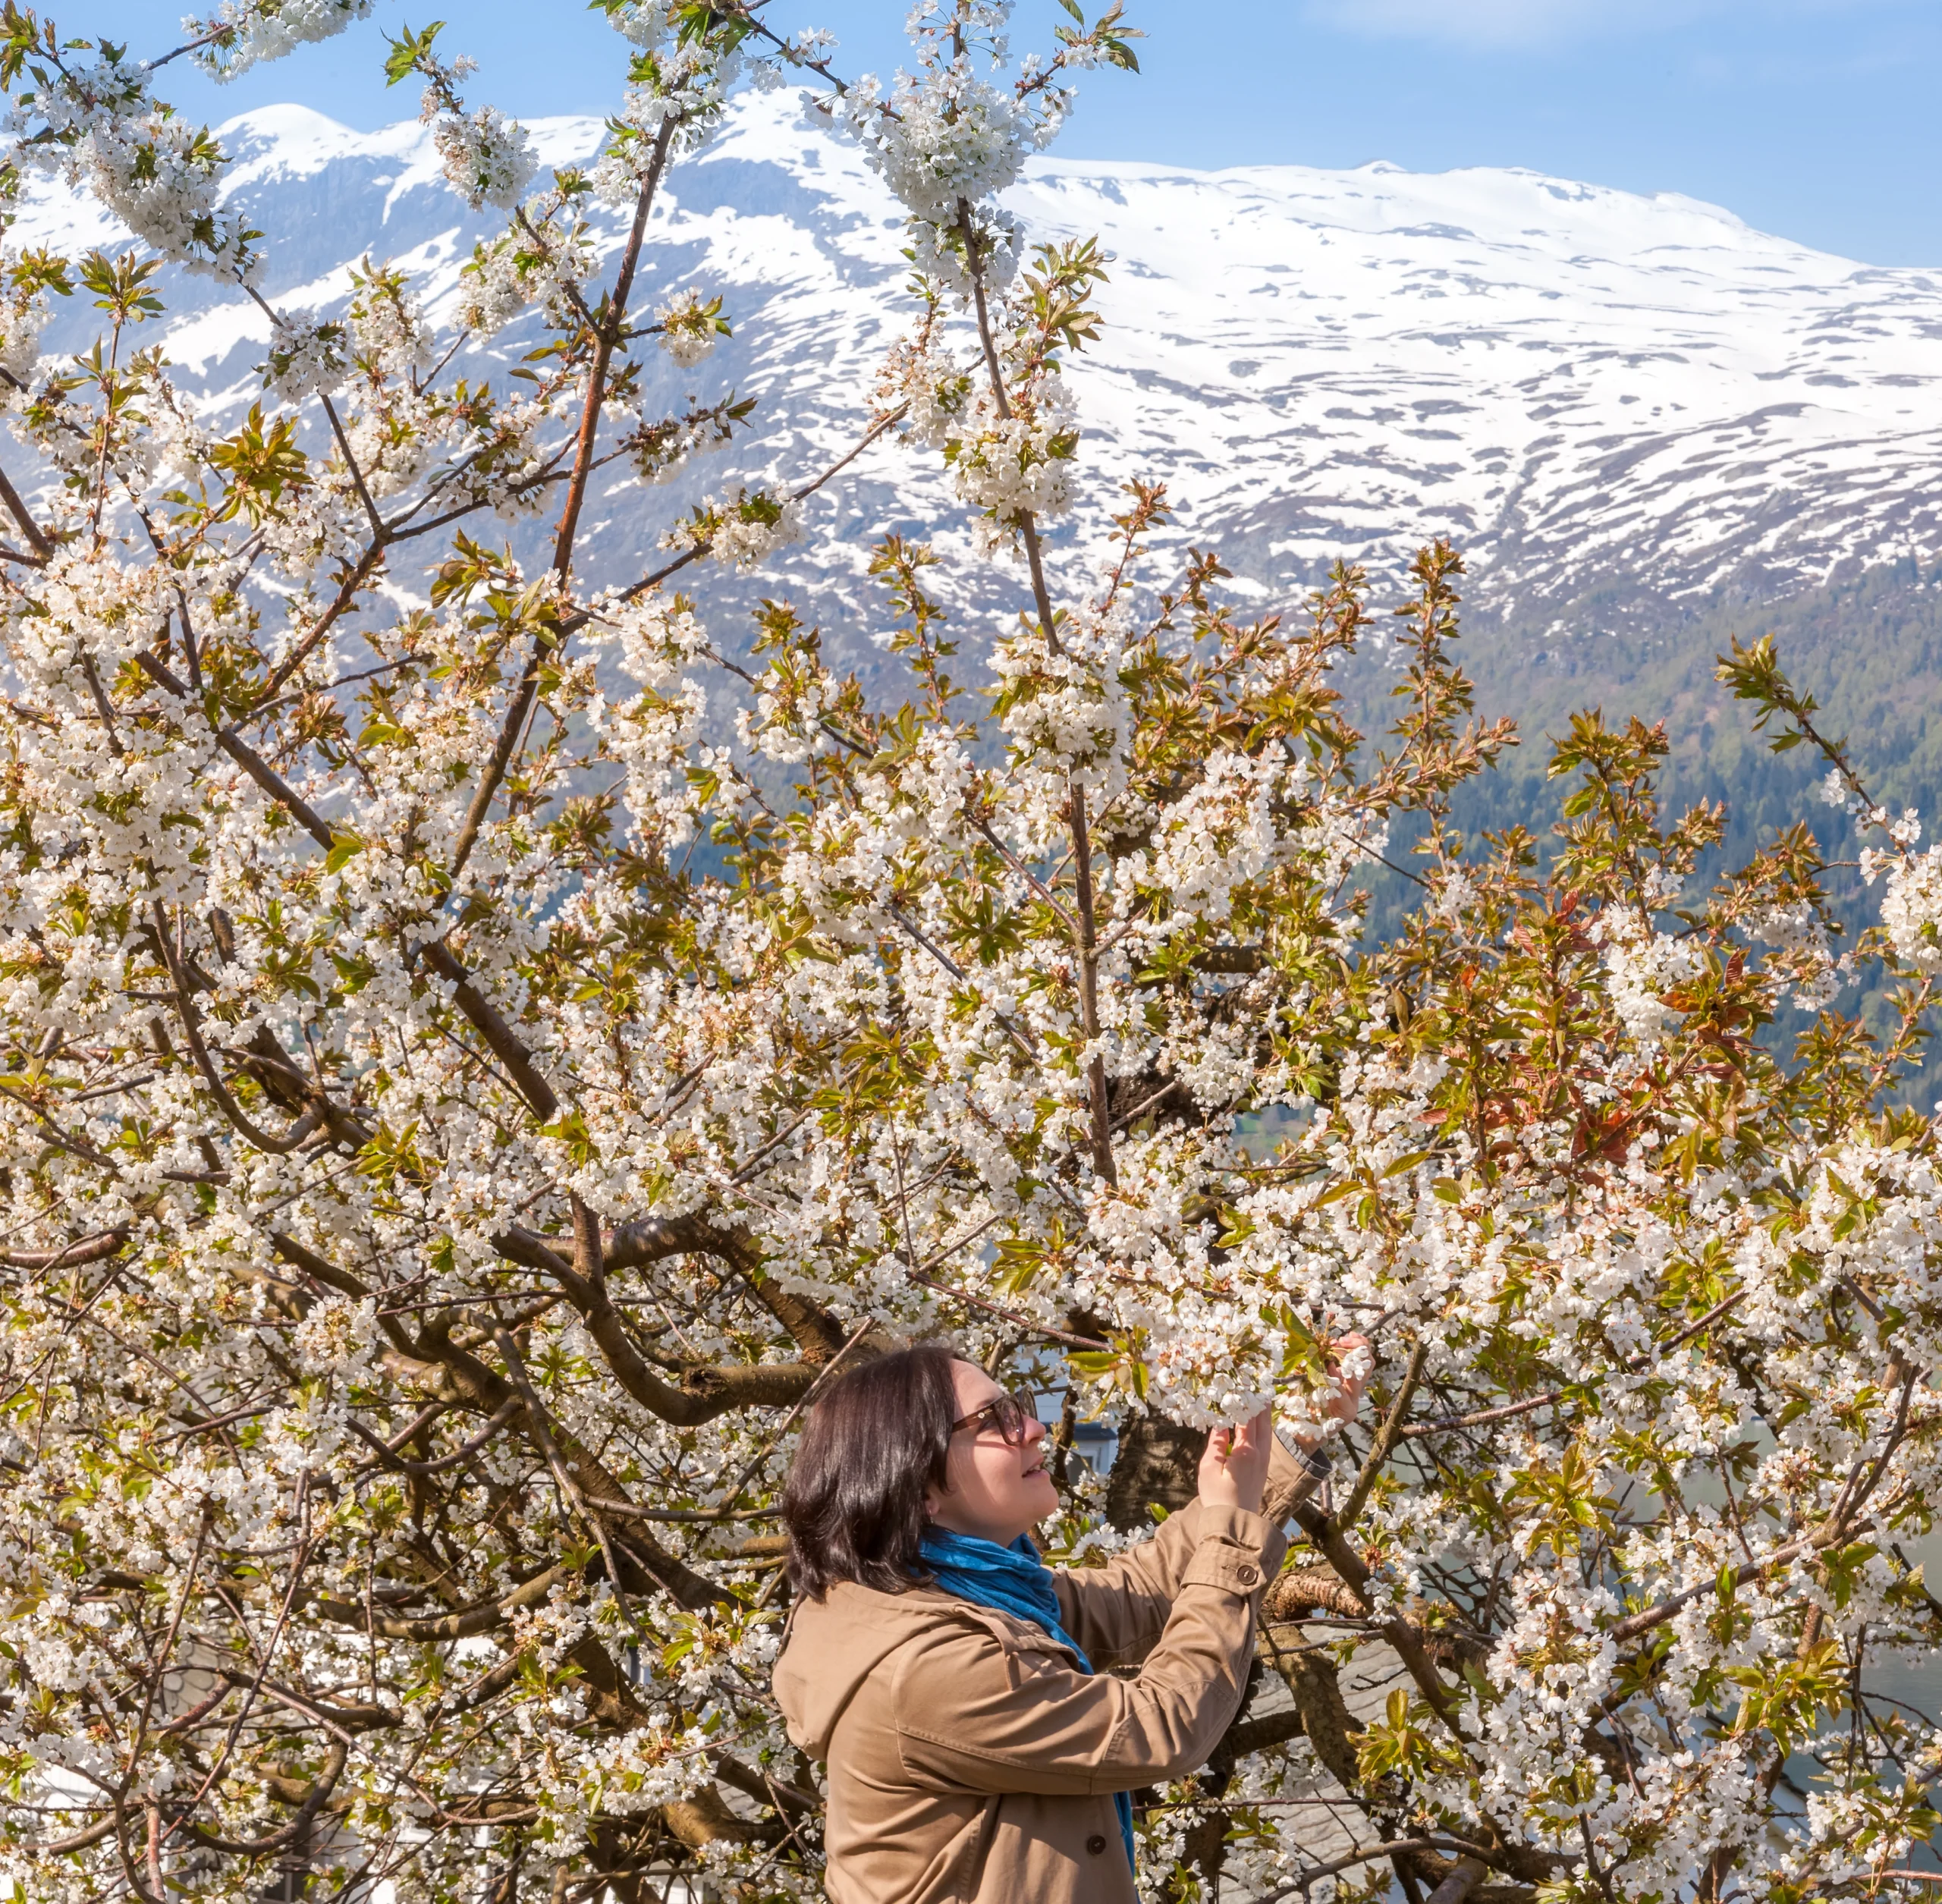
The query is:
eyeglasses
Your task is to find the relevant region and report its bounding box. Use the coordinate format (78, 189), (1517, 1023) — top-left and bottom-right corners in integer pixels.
(951, 1390), (1038, 1447)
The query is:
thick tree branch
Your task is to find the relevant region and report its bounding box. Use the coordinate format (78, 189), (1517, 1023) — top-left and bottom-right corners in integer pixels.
(151, 905), (316, 1156)
(368, 1302), (724, 1609)
(497, 1214), (819, 1425)
(0, 461), (52, 555)
(0, 1227), (127, 1271)
(419, 939), (559, 1123)
(597, 1213), (849, 1362)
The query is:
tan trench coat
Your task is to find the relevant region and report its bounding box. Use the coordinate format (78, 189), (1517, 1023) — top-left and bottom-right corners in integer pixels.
(772, 1445), (1318, 1904)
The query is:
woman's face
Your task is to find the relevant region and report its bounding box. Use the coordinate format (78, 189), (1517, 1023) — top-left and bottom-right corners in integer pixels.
(924, 1359), (1059, 1547)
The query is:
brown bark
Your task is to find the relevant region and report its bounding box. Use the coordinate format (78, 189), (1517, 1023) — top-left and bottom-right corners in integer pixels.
(495, 1224), (825, 1425)
(659, 1785), (770, 1849)
(1271, 1642), (1362, 1792)
(419, 940), (559, 1122)
(306, 1563), (572, 1641)
(448, 118), (679, 887)
(0, 1227), (127, 1270)
(1267, 1563), (1366, 1622)
(137, 652), (335, 848)
(1105, 1414), (1202, 1529)
(1213, 1704), (1306, 1763)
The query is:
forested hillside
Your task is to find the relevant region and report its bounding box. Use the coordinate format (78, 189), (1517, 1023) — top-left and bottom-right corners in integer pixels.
(1337, 552), (1942, 1092)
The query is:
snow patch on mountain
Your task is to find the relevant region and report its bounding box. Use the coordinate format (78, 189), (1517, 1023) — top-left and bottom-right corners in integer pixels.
(995, 146), (1942, 609)
(11, 90), (1941, 635)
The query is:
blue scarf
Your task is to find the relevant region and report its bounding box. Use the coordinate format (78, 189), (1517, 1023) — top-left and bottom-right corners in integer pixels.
(919, 1527), (1137, 1874)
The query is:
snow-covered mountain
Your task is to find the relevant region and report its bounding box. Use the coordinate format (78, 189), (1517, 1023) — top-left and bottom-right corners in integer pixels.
(1021, 155), (1942, 616)
(14, 90), (1942, 655)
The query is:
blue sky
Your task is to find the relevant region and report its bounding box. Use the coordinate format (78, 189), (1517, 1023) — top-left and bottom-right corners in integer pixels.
(77, 0), (1942, 265)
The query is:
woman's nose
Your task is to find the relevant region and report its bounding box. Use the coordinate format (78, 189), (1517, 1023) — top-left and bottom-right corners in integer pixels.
(1023, 1412), (1045, 1447)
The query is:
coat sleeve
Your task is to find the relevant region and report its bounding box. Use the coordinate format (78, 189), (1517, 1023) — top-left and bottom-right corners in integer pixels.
(892, 1507), (1279, 1796)
(1051, 1436), (1319, 1668)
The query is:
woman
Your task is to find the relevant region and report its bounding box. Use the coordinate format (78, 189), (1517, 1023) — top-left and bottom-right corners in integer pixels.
(774, 1345), (1362, 1903)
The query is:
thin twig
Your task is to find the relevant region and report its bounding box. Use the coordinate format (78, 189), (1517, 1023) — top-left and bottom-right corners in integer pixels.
(493, 1328), (644, 1645)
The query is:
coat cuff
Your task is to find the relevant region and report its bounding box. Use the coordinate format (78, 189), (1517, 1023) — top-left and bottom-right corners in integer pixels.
(1181, 1504), (1278, 1598)
(1262, 1437), (1331, 1527)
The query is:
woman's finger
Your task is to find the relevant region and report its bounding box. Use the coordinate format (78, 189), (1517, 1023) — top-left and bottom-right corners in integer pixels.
(1322, 1330), (1372, 1372)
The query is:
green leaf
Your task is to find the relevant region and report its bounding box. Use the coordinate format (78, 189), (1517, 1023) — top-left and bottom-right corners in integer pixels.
(540, 1109), (596, 1167)
(325, 831), (364, 874)
(1066, 1349), (1119, 1378)
(1309, 1177), (1362, 1209)
(1381, 1148), (1435, 1180)
(1057, 0), (1085, 17)
(383, 19), (443, 86)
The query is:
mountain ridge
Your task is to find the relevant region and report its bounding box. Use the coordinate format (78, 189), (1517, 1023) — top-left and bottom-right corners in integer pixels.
(8, 93), (1942, 788)
(14, 93), (1942, 611)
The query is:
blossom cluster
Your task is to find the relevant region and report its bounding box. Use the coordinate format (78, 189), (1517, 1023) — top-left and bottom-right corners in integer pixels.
(260, 313), (350, 404)
(0, 266), (50, 382)
(836, 0), (1095, 300)
(839, 58), (1039, 223)
(665, 487), (804, 570)
(457, 200), (594, 335)
(18, 49), (258, 275)
(655, 287), (727, 367)
(190, 0), (377, 80)
(432, 99), (539, 212)
(886, 330), (1077, 550)
(1881, 845), (1942, 972)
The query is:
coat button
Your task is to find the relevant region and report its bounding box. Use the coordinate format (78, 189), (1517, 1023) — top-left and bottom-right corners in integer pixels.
(1086, 1835), (1108, 1856)
(1236, 1564), (1259, 1586)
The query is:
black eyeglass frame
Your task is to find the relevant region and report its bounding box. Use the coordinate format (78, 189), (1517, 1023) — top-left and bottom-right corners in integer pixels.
(950, 1390), (1038, 1447)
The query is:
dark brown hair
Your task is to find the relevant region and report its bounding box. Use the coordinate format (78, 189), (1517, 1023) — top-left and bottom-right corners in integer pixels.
(782, 1343), (958, 1599)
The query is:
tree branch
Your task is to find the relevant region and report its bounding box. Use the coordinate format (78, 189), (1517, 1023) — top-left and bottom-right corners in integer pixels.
(0, 461), (52, 555)
(1338, 1337), (1428, 1529)
(446, 118), (679, 891)
(1067, 778), (1117, 1186)
(0, 1227), (127, 1271)
(495, 1215), (820, 1425)
(418, 939), (559, 1123)
(150, 905), (318, 1156)
(137, 652), (335, 847)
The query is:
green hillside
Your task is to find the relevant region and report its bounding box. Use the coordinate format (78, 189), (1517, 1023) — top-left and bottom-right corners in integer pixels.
(1340, 554), (1942, 1101)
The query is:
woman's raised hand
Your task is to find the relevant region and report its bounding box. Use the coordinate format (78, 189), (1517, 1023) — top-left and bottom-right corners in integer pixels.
(1322, 1331), (1371, 1423)
(1196, 1336), (1372, 1516)
(1197, 1404), (1274, 1516)
(1287, 1331), (1372, 1448)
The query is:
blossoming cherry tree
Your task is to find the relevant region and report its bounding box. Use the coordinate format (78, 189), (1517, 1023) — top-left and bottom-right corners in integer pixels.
(5, 4), (1942, 1902)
